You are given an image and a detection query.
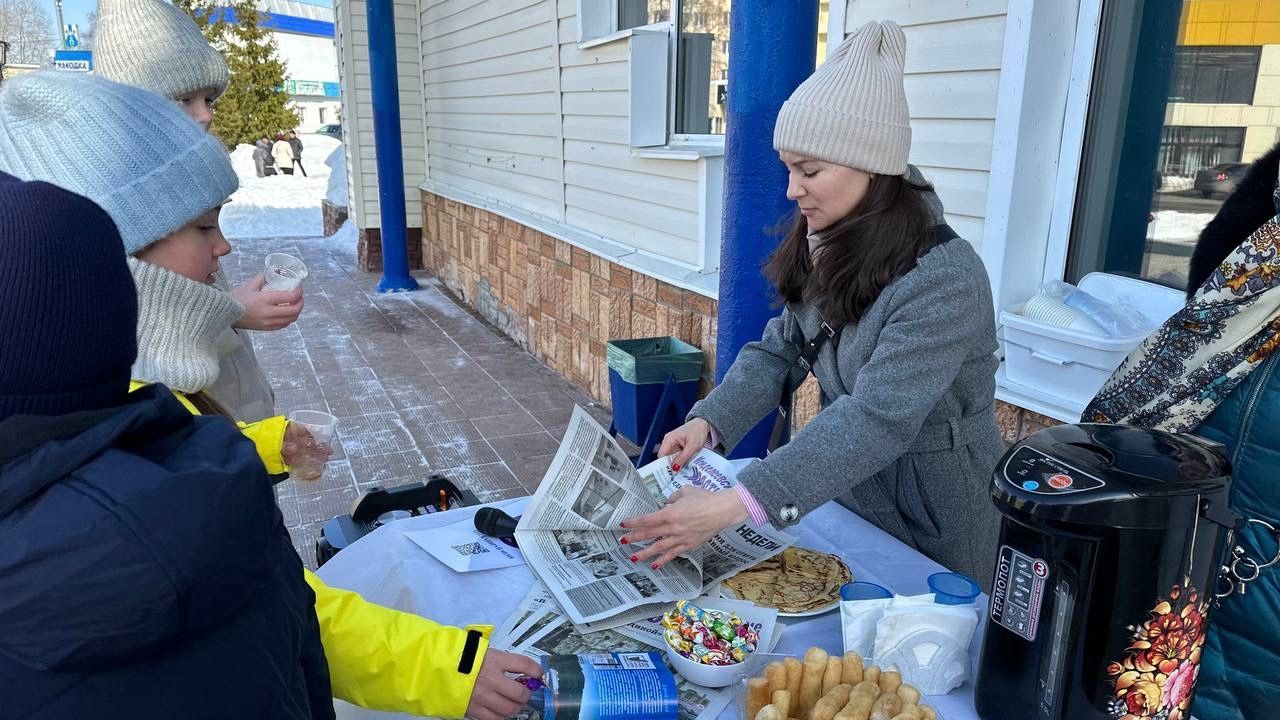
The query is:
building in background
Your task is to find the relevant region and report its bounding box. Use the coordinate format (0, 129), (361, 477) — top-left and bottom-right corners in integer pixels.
(219, 0), (340, 132)
(1140, 3), (1280, 286)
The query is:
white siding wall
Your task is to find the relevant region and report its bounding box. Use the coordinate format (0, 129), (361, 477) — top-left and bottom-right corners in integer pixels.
(334, 0), (427, 229)
(845, 0), (1009, 250)
(556, 1), (701, 266)
(421, 0), (563, 221)
(416, 0), (705, 269)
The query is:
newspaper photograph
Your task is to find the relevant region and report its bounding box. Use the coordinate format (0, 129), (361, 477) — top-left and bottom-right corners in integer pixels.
(493, 583), (557, 646)
(515, 407), (796, 626)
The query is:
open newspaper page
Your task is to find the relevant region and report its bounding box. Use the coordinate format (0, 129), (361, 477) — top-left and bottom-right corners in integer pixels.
(515, 406), (795, 626)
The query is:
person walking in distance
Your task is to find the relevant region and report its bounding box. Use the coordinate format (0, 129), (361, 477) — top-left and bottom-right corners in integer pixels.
(288, 130), (307, 177)
(273, 133), (296, 176)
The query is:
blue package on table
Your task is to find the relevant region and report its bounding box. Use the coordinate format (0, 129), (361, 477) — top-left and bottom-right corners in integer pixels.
(538, 652), (679, 720)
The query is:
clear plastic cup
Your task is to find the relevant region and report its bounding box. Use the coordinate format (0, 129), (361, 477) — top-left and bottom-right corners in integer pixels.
(287, 410), (336, 481)
(840, 581), (894, 601)
(264, 252), (308, 291)
(928, 572), (982, 605)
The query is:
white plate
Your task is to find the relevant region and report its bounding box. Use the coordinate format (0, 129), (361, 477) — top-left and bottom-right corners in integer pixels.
(719, 585), (840, 618)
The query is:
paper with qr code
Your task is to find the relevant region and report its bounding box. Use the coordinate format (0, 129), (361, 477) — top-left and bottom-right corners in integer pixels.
(406, 497), (530, 572)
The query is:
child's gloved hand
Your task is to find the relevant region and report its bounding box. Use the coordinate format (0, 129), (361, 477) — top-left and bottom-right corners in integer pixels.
(232, 273), (304, 331)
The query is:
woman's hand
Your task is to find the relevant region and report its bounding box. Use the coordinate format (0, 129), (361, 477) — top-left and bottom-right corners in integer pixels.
(620, 486), (748, 569)
(658, 418), (712, 471)
(466, 649), (543, 720)
(231, 273), (304, 331)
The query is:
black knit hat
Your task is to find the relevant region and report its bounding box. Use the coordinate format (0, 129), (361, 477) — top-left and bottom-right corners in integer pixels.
(0, 172), (138, 422)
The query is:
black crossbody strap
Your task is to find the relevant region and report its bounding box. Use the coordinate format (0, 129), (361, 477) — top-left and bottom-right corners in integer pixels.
(769, 317), (843, 451)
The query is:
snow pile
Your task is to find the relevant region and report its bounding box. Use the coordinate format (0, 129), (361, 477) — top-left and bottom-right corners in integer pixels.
(1159, 175), (1196, 193)
(324, 218), (357, 251)
(220, 134), (342, 239)
(324, 144), (348, 206)
(1146, 210), (1214, 245)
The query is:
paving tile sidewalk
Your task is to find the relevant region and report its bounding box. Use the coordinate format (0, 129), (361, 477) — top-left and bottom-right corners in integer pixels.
(223, 235), (628, 568)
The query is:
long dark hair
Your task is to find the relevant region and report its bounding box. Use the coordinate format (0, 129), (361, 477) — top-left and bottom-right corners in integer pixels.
(764, 173), (937, 325)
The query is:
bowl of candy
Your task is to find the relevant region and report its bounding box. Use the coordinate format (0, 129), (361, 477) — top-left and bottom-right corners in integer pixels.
(661, 600), (761, 687)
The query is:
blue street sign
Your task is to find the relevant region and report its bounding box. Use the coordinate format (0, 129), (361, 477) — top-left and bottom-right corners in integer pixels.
(53, 50), (93, 72)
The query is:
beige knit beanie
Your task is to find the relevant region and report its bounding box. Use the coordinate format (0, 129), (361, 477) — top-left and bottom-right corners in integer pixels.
(774, 20), (911, 176)
(95, 0), (230, 101)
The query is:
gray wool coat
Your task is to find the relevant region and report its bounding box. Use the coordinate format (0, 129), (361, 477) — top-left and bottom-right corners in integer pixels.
(690, 236), (1004, 582)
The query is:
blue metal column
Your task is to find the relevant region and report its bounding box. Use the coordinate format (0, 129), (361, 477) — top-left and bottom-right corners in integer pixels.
(718, 1), (819, 458)
(367, 0), (419, 293)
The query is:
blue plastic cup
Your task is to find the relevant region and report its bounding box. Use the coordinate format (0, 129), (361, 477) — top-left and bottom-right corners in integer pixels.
(840, 581), (893, 601)
(928, 572), (981, 605)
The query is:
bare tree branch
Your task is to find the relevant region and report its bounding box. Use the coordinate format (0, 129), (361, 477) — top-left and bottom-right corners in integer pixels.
(0, 0), (57, 65)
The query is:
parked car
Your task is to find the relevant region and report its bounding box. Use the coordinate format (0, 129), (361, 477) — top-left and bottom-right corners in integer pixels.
(316, 123), (342, 140)
(1193, 162), (1248, 198)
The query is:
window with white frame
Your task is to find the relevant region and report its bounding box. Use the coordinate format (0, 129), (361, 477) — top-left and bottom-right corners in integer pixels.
(1066, 0), (1280, 291)
(579, 0), (670, 41)
(675, 0), (730, 135)
(579, 0), (730, 141)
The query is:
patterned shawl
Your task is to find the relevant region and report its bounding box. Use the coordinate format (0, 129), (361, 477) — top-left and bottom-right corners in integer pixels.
(1084, 179), (1280, 432)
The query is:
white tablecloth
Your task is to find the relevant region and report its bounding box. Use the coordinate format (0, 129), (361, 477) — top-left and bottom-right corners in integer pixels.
(316, 499), (986, 720)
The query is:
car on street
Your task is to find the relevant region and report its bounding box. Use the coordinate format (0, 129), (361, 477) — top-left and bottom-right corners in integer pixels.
(1193, 162), (1248, 198)
(316, 123), (343, 140)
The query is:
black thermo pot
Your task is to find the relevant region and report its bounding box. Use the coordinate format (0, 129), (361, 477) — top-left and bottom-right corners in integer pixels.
(974, 424), (1237, 720)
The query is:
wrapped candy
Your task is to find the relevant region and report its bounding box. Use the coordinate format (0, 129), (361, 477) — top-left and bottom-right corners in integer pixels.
(661, 601), (761, 667)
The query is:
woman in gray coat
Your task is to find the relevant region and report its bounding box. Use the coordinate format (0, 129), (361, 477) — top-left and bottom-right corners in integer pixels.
(622, 21), (1002, 582)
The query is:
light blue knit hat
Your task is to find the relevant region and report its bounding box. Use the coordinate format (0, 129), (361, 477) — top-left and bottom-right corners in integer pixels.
(0, 71), (238, 256)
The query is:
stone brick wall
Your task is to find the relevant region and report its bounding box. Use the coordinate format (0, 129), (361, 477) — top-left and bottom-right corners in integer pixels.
(356, 226), (423, 272)
(420, 191), (719, 405)
(995, 401), (1060, 445)
(321, 199), (348, 237)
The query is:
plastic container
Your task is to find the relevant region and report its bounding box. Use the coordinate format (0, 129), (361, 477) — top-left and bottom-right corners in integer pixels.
(1000, 273), (1184, 412)
(606, 337), (703, 445)
(927, 572), (981, 606)
(840, 581), (893, 601)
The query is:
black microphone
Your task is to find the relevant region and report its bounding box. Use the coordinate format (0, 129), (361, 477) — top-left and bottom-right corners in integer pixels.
(474, 507), (519, 544)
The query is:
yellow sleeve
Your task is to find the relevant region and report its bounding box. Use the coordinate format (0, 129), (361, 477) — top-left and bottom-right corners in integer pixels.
(305, 571), (490, 718)
(236, 415), (289, 476)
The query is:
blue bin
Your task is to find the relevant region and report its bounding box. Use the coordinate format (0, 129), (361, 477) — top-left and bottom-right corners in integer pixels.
(606, 337), (703, 446)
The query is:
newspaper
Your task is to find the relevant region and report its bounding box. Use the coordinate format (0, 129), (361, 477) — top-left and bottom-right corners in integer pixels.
(514, 406), (796, 626)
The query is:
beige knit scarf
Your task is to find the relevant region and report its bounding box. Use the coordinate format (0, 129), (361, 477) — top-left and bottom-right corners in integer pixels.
(128, 258), (244, 393)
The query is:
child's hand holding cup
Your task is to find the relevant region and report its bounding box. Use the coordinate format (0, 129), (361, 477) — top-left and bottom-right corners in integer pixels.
(285, 410), (337, 481)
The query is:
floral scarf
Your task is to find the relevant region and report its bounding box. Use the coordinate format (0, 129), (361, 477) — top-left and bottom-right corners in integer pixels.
(1085, 178), (1280, 432)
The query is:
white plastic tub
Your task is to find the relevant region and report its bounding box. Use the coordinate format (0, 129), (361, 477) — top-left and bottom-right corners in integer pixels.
(1000, 274), (1185, 411)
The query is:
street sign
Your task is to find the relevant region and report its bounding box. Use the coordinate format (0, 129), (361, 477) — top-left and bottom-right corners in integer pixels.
(285, 79), (328, 96)
(53, 50), (92, 72)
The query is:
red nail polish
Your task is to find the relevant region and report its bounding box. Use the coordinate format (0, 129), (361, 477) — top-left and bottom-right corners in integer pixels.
(619, 521), (627, 528)
(651, 563), (659, 570)
(620, 537), (629, 544)
(630, 555), (638, 563)
(672, 463), (681, 472)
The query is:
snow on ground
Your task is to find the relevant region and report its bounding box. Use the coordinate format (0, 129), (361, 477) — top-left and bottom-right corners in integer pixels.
(316, 218), (357, 254)
(1159, 175), (1196, 193)
(1146, 210), (1213, 245)
(221, 134), (342, 239)
(324, 144), (348, 206)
